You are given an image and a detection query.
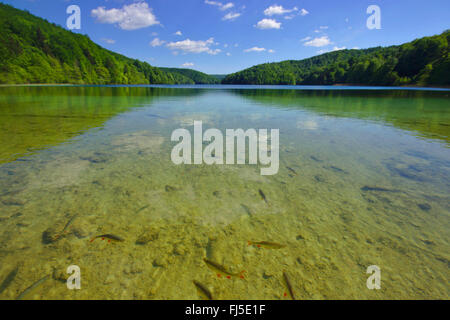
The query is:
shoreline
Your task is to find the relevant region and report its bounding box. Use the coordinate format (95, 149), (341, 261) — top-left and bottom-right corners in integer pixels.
(0, 83), (449, 91)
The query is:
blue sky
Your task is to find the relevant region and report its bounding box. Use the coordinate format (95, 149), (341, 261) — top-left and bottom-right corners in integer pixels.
(2, 0), (449, 74)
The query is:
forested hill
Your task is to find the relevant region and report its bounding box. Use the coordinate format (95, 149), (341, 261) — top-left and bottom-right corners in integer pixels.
(223, 31), (450, 87)
(0, 3), (195, 85)
(160, 68), (220, 84)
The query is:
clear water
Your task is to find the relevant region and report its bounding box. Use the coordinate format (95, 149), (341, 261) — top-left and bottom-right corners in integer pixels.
(0, 86), (448, 299)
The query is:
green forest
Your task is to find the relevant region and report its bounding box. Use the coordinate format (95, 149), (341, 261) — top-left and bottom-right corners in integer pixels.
(0, 3), (448, 87)
(160, 67), (220, 84)
(223, 30), (449, 86)
(0, 3), (195, 85)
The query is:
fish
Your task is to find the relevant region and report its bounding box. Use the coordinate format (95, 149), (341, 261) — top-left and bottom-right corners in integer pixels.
(16, 275), (49, 300)
(0, 267), (19, 294)
(248, 241), (286, 249)
(165, 185), (178, 192)
(135, 205), (150, 214)
(286, 167), (297, 175)
(62, 214), (78, 234)
(90, 234), (124, 243)
(283, 272), (296, 300)
(203, 259), (245, 279)
(327, 166), (347, 174)
(193, 280), (214, 300)
(240, 204), (252, 216)
(361, 186), (399, 192)
(258, 189), (269, 205)
(310, 156), (323, 163)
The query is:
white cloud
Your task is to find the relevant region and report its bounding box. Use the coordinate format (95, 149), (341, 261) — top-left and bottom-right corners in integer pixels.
(264, 5), (298, 16)
(174, 31), (182, 36)
(205, 1), (234, 11)
(205, 0), (222, 7)
(182, 62), (194, 67)
(300, 9), (309, 16)
(317, 46), (346, 54)
(150, 38), (165, 47)
(166, 38), (221, 55)
(301, 36), (312, 42)
(320, 26), (328, 29)
(268, 49), (275, 53)
(223, 12), (241, 21)
(102, 38), (116, 44)
(255, 18), (281, 30)
(205, 1), (241, 21)
(91, 2), (159, 31)
(304, 36), (332, 47)
(221, 3), (234, 10)
(244, 47), (266, 52)
(226, 52), (231, 56)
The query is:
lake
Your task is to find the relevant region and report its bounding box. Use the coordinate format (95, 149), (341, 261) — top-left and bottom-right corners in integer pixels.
(0, 85), (448, 299)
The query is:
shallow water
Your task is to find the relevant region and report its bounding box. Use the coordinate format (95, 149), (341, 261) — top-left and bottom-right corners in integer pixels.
(0, 86), (448, 300)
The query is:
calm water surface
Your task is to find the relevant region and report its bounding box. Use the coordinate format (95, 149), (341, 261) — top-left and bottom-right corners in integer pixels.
(0, 86), (448, 299)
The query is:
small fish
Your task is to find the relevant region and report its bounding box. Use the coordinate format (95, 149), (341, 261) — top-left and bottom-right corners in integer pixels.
(283, 272), (296, 300)
(258, 189), (269, 205)
(203, 259), (245, 279)
(135, 205), (150, 214)
(310, 156), (323, 162)
(329, 166), (347, 174)
(193, 280), (214, 300)
(361, 186), (399, 192)
(248, 241), (286, 249)
(240, 204), (252, 216)
(0, 267), (19, 294)
(16, 275), (49, 300)
(90, 234), (124, 243)
(286, 167), (297, 175)
(165, 185), (178, 192)
(62, 214), (78, 234)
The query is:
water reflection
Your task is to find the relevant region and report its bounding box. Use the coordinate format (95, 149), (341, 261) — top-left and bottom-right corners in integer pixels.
(232, 89), (450, 145)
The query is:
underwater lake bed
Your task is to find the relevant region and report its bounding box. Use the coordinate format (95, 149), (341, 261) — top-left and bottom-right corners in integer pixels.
(0, 85), (448, 300)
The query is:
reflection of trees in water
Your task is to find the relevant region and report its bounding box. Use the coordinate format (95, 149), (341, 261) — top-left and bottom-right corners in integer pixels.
(0, 86), (204, 163)
(232, 89), (450, 145)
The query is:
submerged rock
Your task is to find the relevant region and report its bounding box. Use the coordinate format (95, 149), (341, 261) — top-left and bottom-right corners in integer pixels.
(418, 203), (431, 211)
(42, 214), (78, 244)
(314, 175), (326, 183)
(42, 226), (61, 244)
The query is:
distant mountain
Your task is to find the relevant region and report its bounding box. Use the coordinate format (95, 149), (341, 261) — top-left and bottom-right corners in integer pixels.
(0, 3), (195, 85)
(223, 31), (450, 87)
(160, 67), (220, 84)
